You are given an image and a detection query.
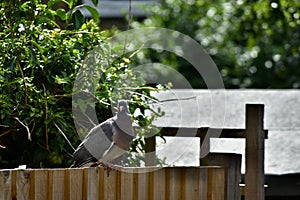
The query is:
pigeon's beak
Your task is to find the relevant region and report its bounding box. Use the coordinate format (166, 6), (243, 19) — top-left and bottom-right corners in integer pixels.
(119, 106), (124, 112)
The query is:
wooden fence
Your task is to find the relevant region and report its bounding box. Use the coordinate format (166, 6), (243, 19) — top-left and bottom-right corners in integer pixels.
(0, 167), (226, 200)
(0, 104), (267, 200)
(146, 104), (268, 200)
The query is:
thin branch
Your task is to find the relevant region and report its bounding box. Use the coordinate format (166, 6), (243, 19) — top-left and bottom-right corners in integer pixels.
(128, 91), (160, 103)
(153, 96), (197, 104)
(0, 129), (13, 138)
(123, 86), (159, 91)
(14, 117), (31, 141)
(81, 112), (97, 127)
(0, 124), (9, 128)
(54, 122), (76, 152)
(73, 107), (98, 127)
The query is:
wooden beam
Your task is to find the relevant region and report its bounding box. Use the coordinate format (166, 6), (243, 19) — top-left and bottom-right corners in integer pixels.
(245, 104), (265, 200)
(157, 127), (268, 139)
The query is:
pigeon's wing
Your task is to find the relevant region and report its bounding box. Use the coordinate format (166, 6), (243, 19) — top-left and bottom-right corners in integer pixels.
(99, 100), (135, 164)
(70, 145), (97, 168)
(100, 122), (134, 163)
(71, 118), (115, 168)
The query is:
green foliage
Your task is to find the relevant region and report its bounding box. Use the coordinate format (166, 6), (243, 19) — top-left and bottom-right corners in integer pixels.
(133, 0), (300, 88)
(0, 0), (166, 168)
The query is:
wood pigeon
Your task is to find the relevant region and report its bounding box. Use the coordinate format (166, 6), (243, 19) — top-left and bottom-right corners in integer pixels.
(70, 100), (134, 169)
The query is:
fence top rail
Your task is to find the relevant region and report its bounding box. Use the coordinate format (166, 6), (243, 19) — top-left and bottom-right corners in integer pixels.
(0, 166), (224, 172)
(156, 127), (268, 139)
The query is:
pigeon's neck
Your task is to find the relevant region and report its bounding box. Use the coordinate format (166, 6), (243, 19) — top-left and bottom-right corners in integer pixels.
(114, 115), (134, 136)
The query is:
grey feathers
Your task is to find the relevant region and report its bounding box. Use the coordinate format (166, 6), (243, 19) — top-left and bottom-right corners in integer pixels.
(71, 100), (134, 168)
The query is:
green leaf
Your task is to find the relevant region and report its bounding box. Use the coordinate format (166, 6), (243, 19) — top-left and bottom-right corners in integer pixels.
(68, 0), (77, 9)
(54, 75), (70, 84)
(28, 47), (37, 64)
(9, 56), (16, 70)
(21, 1), (31, 11)
(83, 4), (99, 23)
(47, 0), (61, 7)
(55, 8), (67, 20)
(75, 4), (99, 24)
(72, 10), (85, 30)
(91, 0), (99, 6)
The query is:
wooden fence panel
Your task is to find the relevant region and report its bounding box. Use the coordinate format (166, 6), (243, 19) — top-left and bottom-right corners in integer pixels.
(0, 167), (226, 200)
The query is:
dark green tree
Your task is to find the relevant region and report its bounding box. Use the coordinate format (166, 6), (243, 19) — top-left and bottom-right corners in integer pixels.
(133, 0), (300, 88)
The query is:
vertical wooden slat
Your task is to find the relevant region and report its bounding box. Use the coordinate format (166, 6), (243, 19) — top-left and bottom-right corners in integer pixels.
(98, 167), (105, 200)
(121, 168), (133, 200)
(169, 168), (181, 200)
(103, 167), (117, 200)
(87, 167), (99, 200)
(207, 168), (213, 200)
(209, 167), (225, 200)
(82, 168), (88, 200)
(147, 171), (154, 200)
(116, 169), (122, 200)
(29, 170), (35, 200)
(0, 171), (12, 200)
(34, 170), (48, 200)
(69, 168), (83, 200)
(16, 170), (30, 200)
(133, 169), (139, 200)
(64, 169), (70, 200)
(185, 167), (195, 200)
(11, 170), (17, 200)
(199, 168), (207, 200)
(245, 104), (265, 200)
(52, 169), (65, 199)
(138, 168), (148, 200)
(180, 168), (186, 200)
(153, 168), (165, 200)
(164, 168), (170, 200)
(47, 169), (53, 200)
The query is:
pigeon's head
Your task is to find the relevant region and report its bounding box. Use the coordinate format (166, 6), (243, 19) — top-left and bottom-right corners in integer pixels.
(115, 100), (134, 136)
(117, 100), (130, 115)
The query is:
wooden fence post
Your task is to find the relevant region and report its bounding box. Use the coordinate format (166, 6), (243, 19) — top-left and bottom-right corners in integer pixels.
(202, 153), (242, 200)
(245, 104), (265, 200)
(145, 135), (156, 166)
(199, 133), (210, 163)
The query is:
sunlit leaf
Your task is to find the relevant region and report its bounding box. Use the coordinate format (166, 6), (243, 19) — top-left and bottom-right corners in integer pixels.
(55, 8), (67, 20)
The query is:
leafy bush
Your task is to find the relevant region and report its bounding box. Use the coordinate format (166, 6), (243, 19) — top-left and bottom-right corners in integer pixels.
(0, 0), (166, 168)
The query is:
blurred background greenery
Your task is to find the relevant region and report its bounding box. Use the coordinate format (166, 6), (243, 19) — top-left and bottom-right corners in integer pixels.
(132, 0), (300, 88)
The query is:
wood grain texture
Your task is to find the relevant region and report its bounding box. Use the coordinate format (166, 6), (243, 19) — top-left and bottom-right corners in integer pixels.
(0, 167), (227, 200)
(245, 104), (265, 200)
